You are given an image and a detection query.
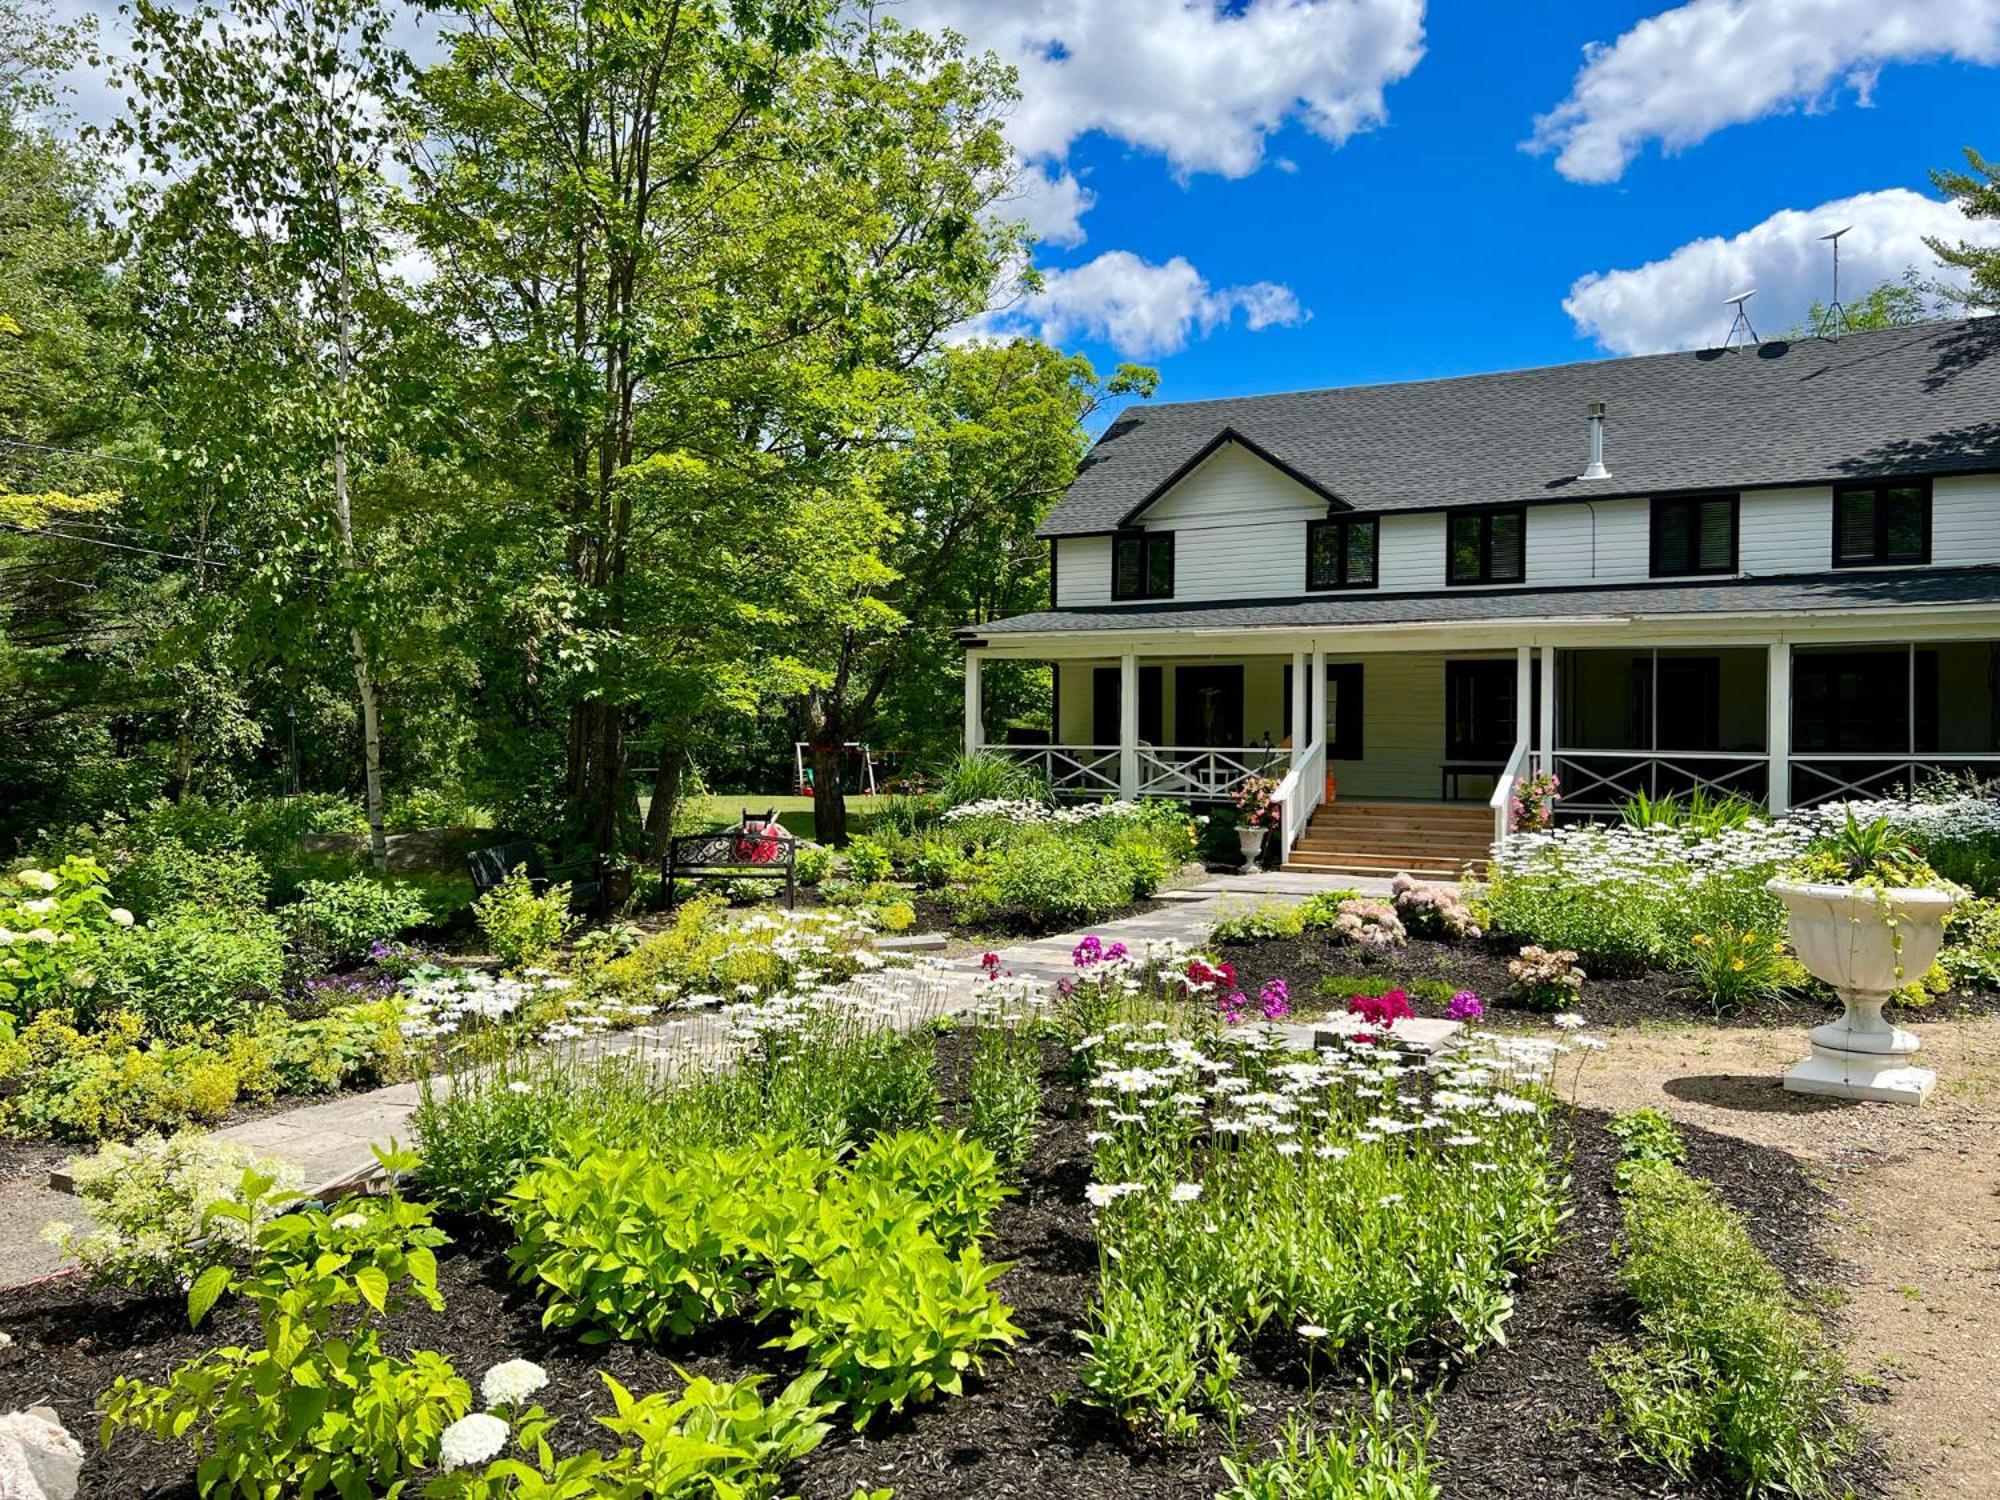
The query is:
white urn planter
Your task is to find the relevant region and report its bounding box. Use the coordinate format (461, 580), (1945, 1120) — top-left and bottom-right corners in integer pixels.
(1237, 825), (1269, 874)
(1765, 878), (1958, 1104)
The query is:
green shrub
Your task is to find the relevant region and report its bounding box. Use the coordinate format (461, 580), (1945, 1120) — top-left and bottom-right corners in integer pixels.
(794, 842), (834, 886)
(1291, 888), (1364, 931)
(1219, 1413), (1440, 1500)
(1687, 925), (1794, 1014)
(936, 750), (1047, 807)
(1599, 1160), (1855, 1497)
(0, 855), (127, 1015)
(103, 1162), (473, 1499)
(843, 836), (893, 884)
(963, 834), (1137, 928)
(383, 785), (479, 833)
(1942, 895), (2000, 990)
(112, 838), (269, 922)
(1604, 1107), (1685, 1191)
(473, 868), (577, 969)
(847, 1129), (1011, 1253)
(281, 875), (432, 972)
(88, 907), (287, 1035)
(44, 1130), (303, 1292)
(842, 1029), (940, 1140)
(1209, 900), (1303, 944)
(905, 839), (958, 891)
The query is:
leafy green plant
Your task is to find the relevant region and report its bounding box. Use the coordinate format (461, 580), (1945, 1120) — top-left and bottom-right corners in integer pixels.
(794, 842), (834, 885)
(102, 1151), (474, 1499)
(842, 1029), (940, 1140)
(967, 1014), (1042, 1174)
(905, 839), (958, 891)
(848, 1129), (1011, 1253)
(473, 868), (577, 969)
(1218, 1413), (1440, 1500)
(281, 875), (432, 971)
(86, 906), (287, 1035)
(1686, 925), (1793, 1013)
(0, 855), (128, 1015)
(768, 1205), (1021, 1429)
(843, 836), (893, 884)
(44, 1130), (303, 1292)
(1604, 1108), (1685, 1191)
(112, 837), (270, 922)
(1598, 1160), (1856, 1497)
(1942, 895), (2000, 990)
(1207, 900), (1304, 944)
(1795, 810), (1938, 888)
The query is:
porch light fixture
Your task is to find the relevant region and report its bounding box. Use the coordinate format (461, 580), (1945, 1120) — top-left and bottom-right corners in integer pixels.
(1579, 401), (1610, 481)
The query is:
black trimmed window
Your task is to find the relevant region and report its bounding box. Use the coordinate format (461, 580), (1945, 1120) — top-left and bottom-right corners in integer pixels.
(1112, 530), (1174, 600)
(1833, 481), (1930, 567)
(1447, 507), (1525, 586)
(1650, 493), (1738, 577)
(1306, 516), (1378, 590)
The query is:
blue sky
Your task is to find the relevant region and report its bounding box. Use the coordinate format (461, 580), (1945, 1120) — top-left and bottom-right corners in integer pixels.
(925, 0), (2000, 410)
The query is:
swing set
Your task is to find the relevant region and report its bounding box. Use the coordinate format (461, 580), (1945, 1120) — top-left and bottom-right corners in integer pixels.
(792, 741), (880, 797)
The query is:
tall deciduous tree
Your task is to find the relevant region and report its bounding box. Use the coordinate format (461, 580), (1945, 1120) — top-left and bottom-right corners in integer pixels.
(801, 341), (1154, 844)
(401, 1), (1020, 855)
(117, 0), (406, 867)
(1930, 147), (2000, 311)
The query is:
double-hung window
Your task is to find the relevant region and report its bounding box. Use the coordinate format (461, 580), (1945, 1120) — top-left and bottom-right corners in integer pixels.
(1650, 493), (1738, 577)
(1306, 516), (1378, 590)
(1111, 530), (1174, 600)
(1446, 507), (1525, 586)
(1833, 481), (1930, 568)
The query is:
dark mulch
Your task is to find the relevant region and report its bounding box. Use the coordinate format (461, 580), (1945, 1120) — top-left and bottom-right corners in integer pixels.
(1215, 928), (2000, 1029)
(0, 1049), (1880, 1500)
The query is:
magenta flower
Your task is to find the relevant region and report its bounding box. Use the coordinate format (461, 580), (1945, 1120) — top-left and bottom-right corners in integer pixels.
(1105, 940), (1129, 962)
(1447, 990), (1485, 1021)
(1072, 934), (1104, 968)
(1259, 978), (1291, 1020)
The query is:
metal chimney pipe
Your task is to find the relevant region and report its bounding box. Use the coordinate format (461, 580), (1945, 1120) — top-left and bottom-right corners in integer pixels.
(1580, 401), (1610, 480)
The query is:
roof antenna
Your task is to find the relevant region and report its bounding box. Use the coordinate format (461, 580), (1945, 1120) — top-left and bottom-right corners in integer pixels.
(1814, 226), (1854, 340)
(1720, 289), (1759, 349)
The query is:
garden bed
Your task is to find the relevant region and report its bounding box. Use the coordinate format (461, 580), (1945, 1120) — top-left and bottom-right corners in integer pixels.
(1216, 928), (2000, 1030)
(0, 1029), (1873, 1500)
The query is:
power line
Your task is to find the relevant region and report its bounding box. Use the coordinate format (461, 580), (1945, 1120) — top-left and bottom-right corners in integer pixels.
(0, 434), (148, 468)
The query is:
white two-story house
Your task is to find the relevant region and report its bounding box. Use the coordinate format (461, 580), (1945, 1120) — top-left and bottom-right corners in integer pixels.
(958, 318), (2000, 877)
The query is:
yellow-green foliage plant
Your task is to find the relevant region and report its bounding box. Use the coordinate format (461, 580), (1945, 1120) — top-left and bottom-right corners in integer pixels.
(472, 868), (577, 969)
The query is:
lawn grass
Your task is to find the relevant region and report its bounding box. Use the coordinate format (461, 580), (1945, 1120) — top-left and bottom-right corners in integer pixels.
(680, 793), (894, 842)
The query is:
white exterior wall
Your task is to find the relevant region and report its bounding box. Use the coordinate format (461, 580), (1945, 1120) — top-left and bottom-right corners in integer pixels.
(1054, 448), (2000, 604)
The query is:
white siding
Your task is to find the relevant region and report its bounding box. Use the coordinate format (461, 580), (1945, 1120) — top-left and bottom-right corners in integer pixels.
(1377, 512), (1444, 591)
(1933, 473), (2000, 564)
(1740, 486), (1830, 575)
(1528, 499), (1650, 585)
(1144, 442), (1328, 525)
(1055, 535), (1111, 606)
(1152, 443), (1325, 601)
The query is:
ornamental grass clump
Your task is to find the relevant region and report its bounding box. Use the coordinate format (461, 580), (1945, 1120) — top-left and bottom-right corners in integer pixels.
(1686, 925), (1795, 1014)
(1599, 1135), (1856, 1498)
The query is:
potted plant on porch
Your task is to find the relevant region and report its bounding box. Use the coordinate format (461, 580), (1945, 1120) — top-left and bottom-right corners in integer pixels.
(1766, 810), (1962, 1104)
(1231, 774), (1282, 873)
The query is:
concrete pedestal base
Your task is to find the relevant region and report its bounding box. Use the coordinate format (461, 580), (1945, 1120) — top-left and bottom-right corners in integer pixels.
(1784, 1049), (1936, 1104)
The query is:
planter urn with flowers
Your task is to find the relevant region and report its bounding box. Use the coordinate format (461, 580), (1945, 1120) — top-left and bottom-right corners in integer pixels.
(1231, 775), (1281, 874)
(1766, 813), (1959, 1105)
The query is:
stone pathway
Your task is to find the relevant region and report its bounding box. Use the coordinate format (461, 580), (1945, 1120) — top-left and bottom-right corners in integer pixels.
(0, 870), (1375, 1287)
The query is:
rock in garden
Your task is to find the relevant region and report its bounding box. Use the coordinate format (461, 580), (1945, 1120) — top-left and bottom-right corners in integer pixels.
(0, 1407), (84, 1500)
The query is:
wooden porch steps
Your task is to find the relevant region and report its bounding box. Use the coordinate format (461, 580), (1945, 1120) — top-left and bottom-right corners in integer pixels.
(1284, 801), (1492, 882)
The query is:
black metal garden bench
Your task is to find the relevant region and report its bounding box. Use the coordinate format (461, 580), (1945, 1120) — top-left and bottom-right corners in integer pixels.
(663, 809), (797, 909)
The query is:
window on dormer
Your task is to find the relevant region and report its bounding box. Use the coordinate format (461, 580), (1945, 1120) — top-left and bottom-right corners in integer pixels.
(1651, 494), (1737, 577)
(1112, 530), (1174, 600)
(1833, 481), (1930, 567)
(1447, 507), (1524, 586)
(1306, 516), (1378, 590)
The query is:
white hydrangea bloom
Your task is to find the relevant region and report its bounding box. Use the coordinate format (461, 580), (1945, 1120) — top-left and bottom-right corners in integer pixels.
(481, 1359), (549, 1408)
(439, 1412), (510, 1471)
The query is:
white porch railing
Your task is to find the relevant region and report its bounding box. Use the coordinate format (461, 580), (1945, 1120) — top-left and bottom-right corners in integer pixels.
(1489, 739), (1531, 849)
(1138, 744), (1287, 800)
(1272, 739), (1327, 855)
(1551, 748), (1771, 816)
(994, 743), (1121, 797)
(1791, 754), (2000, 807)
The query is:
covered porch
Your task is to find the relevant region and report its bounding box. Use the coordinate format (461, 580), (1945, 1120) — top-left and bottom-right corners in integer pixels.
(963, 625), (2000, 859)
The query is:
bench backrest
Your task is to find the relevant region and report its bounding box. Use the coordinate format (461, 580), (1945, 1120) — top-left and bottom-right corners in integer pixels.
(467, 840), (546, 894)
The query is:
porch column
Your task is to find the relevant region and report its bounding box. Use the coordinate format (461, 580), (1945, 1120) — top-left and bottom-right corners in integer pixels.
(963, 650), (984, 752)
(1767, 641), (1791, 816)
(1290, 649), (1309, 764)
(1514, 645), (1533, 760)
(1118, 652), (1140, 800)
(1310, 648), (1327, 744)
(1537, 646), (1557, 776)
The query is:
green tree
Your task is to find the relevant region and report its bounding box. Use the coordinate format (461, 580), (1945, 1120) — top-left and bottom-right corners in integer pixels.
(800, 341), (1155, 844)
(116, 0), (409, 867)
(401, 2), (1021, 855)
(1930, 147), (2000, 311)
(1788, 267), (1939, 337)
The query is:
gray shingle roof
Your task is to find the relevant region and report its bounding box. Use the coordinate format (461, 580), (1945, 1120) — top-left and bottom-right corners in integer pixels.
(1041, 318), (2000, 538)
(971, 568), (2000, 637)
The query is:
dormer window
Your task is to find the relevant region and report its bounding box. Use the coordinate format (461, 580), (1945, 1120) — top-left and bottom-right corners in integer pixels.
(1307, 516), (1378, 590)
(1833, 480), (1930, 567)
(1112, 529), (1174, 600)
(1650, 493), (1738, 577)
(1447, 507), (1525, 586)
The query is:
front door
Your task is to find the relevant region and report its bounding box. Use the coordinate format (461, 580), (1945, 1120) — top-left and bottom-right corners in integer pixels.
(1175, 665), (1244, 747)
(1444, 659), (1517, 763)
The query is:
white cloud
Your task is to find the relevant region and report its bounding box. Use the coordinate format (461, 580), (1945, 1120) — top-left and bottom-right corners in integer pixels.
(1004, 164), (1096, 249)
(974, 250), (1308, 359)
(1563, 188), (2000, 355)
(904, 0), (1426, 182)
(1531, 0), (2000, 184)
